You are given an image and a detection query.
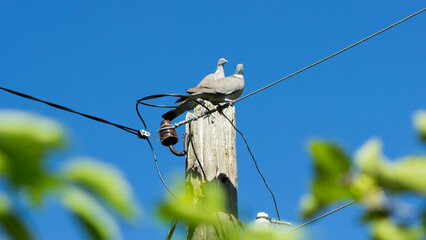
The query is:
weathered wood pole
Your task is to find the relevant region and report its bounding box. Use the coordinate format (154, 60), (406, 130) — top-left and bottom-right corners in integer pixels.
(185, 102), (238, 240)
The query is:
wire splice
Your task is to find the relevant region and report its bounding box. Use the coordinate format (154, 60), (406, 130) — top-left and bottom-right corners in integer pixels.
(138, 129), (151, 139)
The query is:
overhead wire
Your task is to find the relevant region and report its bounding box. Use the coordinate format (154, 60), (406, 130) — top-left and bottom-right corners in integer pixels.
(188, 123), (207, 180)
(220, 112), (281, 221)
(2, 8), (423, 234)
(0, 85), (176, 199)
(234, 8), (425, 103)
(154, 8), (426, 131)
(286, 199), (359, 234)
(146, 138), (176, 198)
(0, 86), (139, 135)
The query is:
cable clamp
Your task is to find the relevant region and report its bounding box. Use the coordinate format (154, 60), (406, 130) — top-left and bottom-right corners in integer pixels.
(255, 212), (292, 226)
(138, 129), (151, 139)
(270, 218), (292, 226)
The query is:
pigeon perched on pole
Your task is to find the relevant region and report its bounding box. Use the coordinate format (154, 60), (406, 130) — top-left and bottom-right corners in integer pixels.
(162, 58), (228, 120)
(195, 58), (227, 87)
(177, 64), (244, 106)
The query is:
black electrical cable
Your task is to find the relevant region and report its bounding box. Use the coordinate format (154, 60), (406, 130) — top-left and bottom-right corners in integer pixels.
(220, 112), (281, 221)
(0, 86), (138, 136)
(0, 85), (178, 205)
(146, 138), (176, 198)
(188, 123), (207, 180)
(137, 94), (186, 108)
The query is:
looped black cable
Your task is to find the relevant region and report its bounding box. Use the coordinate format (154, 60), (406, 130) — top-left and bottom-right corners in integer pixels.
(136, 93), (188, 130)
(137, 93), (186, 108)
(136, 93), (212, 130)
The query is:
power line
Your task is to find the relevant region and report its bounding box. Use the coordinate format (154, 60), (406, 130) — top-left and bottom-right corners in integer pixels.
(146, 138), (176, 198)
(234, 8), (425, 103)
(0, 85), (175, 198)
(286, 199), (359, 234)
(167, 9), (425, 130)
(221, 112), (281, 221)
(0, 86), (139, 136)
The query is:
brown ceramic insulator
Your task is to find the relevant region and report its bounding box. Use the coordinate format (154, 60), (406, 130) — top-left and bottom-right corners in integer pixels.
(159, 120), (178, 146)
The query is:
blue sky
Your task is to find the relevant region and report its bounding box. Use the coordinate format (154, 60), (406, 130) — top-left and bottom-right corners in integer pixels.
(1, 1), (425, 239)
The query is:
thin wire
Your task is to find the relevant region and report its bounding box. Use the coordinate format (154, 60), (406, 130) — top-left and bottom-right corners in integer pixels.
(235, 8), (426, 103)
(136, 102), (148, 130)
(135, 95), (179, 200)
(0, 86), (139, 135)
(148, 136), (161, 142)
(188, 123), (207, 180)
(221, 112), (281, 221)
(146, 138), (176, 198)
(286, 199), (358, 234)
(173, 105), (225, 129)
(172, 9), (425, 129)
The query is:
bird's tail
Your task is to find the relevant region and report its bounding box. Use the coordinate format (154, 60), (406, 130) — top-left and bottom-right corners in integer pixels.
(162, 100), (198, 120)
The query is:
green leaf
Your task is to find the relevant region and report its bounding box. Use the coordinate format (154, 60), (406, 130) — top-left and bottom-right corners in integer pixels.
(245, 224), (295, 240)
(63, 158), (139, 220)
(371, 219), (423, 240)
(0, 110), (64, 147)
(310, 141), (351, 178)
(361, 209), (390, 222)
(379, 157), (426, 194)
(158, 182), (226, 225)
(0, 110), (65, 203)
(413, 110), (426, 142)
(0, 193), (33, 240)
(356, 139), (426, 194)
(301, 141), (354, 218)
(355, 138), (383, 175)
(62, 187), (122, 240)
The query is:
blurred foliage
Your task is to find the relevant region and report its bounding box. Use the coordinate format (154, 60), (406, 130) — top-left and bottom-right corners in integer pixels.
(62, 187), (122, 240)
(0, 193), (32, 240)
(301, 142), (354, 218)
(63, 159), (139, 220)
(158, 182), (297, 240)
(0, 110), (64, 203)
(301, 110), (426, 240)
(0, 110), (139, 240)
(159, 182), (226, 225)
(414, 110), (426, 142)
(1, 107), (425, 240)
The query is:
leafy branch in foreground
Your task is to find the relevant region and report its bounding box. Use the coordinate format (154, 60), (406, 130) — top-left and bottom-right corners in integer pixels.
(0, 110), (139, 240)
(158, 181), (299, 240)
(301, 110), (426, 240)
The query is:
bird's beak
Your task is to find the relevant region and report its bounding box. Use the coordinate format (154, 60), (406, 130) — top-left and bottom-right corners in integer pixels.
(224, 60), (228, 63)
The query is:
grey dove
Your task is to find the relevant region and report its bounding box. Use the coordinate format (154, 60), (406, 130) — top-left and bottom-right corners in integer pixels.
(195, 58), (227, 88)
(176, 64), (244, 105)
(162, 58), (228, 120)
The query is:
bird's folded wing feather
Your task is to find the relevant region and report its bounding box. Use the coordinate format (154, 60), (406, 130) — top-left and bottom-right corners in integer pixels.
(199, 76), (241, 94)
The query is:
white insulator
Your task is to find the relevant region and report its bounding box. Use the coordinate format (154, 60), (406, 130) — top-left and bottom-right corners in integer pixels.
(255, 212), (270, 225)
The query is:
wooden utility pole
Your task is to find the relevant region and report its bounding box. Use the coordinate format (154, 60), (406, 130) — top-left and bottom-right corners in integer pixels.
(185, 102), (238, 240)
